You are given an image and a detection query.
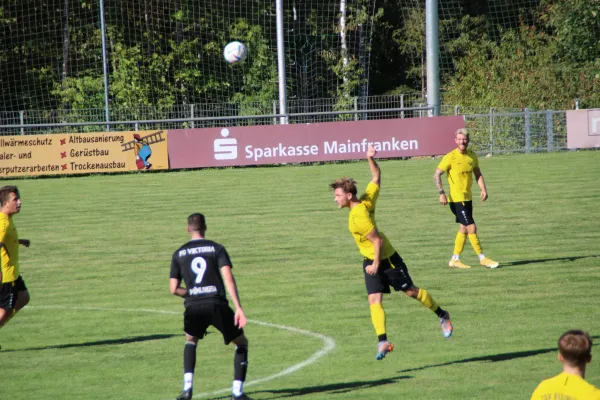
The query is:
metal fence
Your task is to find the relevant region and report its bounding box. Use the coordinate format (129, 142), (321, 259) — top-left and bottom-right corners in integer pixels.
(0, 95), (569, 155)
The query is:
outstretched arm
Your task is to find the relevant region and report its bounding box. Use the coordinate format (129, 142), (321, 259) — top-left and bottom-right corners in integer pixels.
(366, 144), (380, 186)
(473, 167), (488, 201)
(221, 266), (247, 329)
(434, 168), (448, 205)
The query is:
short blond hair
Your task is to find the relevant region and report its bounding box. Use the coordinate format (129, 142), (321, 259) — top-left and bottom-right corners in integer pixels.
(455, 128), (469, 138)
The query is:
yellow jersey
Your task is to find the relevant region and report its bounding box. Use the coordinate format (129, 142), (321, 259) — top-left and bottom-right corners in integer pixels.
(437, 148), (480, 202)
(530, 372), (600, 400)
(0, 212), (20, 283)
(348, 182), (396, 260)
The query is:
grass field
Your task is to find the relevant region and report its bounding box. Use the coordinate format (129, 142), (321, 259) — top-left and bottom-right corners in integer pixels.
(1, 151), (599, 400)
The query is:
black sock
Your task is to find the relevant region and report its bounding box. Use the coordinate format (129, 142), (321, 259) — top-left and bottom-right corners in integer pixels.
(184, 342), (197, 374)
(377, 334), (388, 343)
(434, 307), (447, 318)
(234, 345), (248, 381)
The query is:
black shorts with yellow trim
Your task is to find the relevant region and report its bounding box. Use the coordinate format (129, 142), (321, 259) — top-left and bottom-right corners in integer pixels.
(362, 252), (413, 294)
(449, 201), (475, 226)
(0, 276), (28, 311)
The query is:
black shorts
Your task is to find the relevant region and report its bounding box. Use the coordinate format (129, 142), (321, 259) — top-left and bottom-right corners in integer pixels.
(184, 302), (244, 344)
(0, 276), (28, 311)
(449, 201), (475, 226)
(363, 252), (414, 294)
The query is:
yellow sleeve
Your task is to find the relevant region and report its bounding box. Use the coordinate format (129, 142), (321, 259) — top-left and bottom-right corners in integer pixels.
(0, 218), (8, 243)
(529, 384), (543, 400)
(359, 182), (380, 211)
(437, 153), (452, 172)
(472, 152), (480, 169)
(350, 206), (375, 237)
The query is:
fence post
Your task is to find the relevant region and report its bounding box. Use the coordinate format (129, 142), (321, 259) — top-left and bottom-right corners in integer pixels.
(524, 108), (531, 153)
(20, 111), (25, 135)
(354, 97), (359, 121)
(546, 110), (554, 152)
(454, 105), (459, 115)
(272, 100), (277, 125)
(135, 122), (139, 131)
(190, 104), (195, 129)
(400, 94), (405, 119)
(489, 107), (494, 155)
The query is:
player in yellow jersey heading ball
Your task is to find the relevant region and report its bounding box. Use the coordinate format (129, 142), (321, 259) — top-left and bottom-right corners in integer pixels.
(434, 128), (499, 269)
(330, 145), (453, 361)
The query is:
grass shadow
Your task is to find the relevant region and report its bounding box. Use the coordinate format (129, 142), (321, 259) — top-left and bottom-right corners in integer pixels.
(236, 375), (413, 399)
(501, 254), (600, 268)
(398, 337), (600, 373)
(1, 333), (179, 352)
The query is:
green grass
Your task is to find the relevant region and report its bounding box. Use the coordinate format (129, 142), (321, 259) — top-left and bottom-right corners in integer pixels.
(1, 151), (599, 400)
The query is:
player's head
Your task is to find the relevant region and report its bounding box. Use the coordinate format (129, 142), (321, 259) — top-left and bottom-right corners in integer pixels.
(455, 128), (469, 153)
(0, 185), (21, 215)
(133, 133), (141, 142)
(330, 178), (357, 208)
(187, 213), (207, 235)
(557, 330), (592, 368)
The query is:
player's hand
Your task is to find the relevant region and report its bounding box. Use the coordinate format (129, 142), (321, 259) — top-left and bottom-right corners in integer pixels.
(19, 239), (31, 247)
(439, 193), (448, 205)
(234, 309), (247, 329)
(480, 190), (488, 202)
(366, 144), (377, 158)
(365, 264), (379, 275)
(136, 156), (141, 160)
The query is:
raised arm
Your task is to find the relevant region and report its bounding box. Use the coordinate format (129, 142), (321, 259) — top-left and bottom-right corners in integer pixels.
(221, 266), (247, 328)
(473, 167), (488, 201)
(366, 144), (380, 186)
(434, 168), (448, 205)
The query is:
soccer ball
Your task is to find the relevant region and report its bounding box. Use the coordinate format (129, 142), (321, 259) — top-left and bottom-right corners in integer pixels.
(223, 41), (248, 64)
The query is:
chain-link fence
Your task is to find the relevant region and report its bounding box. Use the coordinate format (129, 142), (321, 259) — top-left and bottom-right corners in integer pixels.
(0, 96), (570, 155)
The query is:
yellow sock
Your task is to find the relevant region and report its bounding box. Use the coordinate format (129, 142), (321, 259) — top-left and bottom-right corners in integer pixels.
(369, 303), (386, 336)
(468, 233), (483, 255)
(417, 288), (439, 311)
(453, 233), (467, 256)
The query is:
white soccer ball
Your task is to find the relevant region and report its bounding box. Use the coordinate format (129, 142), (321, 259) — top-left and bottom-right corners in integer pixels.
(223, 41), (248, 64)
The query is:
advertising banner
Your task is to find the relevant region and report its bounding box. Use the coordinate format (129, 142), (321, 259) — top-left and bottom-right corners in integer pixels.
(0, 130), (169, 177)
(168, 116), (464, 169)
(566, 109), (600, 149)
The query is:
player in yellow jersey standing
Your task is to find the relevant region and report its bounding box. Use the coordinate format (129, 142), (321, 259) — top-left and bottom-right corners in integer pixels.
(434, 129), (499, 269)
(0, 186), (31, 335)
(531, 330), (600, 400)
(330, 145), (453, 361)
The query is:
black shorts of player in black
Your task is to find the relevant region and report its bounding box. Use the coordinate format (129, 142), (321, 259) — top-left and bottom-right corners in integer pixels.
(449, 201), (475, 225)
(362, 252), (414, 294)
(184, 302), (244, 345)
(0, 276), (28, 311)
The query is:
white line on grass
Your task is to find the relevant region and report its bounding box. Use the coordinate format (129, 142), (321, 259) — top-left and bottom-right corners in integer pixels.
(28, 305), (336, 398)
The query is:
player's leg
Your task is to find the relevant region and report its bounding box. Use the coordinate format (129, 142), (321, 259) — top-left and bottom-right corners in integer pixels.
(0, 281), (17, 329)
(448, 202), (471, 268)
(364, 258), (394, 360)
(212, 303), (248, 399)
(387, 253), (453, 338)
(176, 304), (210, 400)
(462, 203), (499, 269)
(231, 333), (249, 400)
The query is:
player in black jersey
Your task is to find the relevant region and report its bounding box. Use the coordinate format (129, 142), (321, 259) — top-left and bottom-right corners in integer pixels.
(170, 213), (250, 400)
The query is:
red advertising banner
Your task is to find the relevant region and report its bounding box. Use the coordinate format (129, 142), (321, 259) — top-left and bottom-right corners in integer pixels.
(566, 109), (600, 149)
(168, 116), (464, 168)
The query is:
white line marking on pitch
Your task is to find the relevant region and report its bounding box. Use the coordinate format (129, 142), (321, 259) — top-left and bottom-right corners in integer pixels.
(28, 305), (336, 398)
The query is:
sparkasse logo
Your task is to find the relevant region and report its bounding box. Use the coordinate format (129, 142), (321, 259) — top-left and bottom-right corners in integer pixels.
(213, 128), (238, 160)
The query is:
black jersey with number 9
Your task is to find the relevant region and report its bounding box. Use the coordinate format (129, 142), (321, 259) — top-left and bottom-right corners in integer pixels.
(170, 239), (233, 307)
